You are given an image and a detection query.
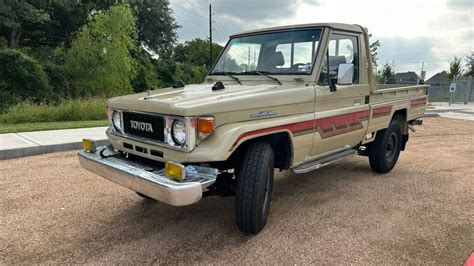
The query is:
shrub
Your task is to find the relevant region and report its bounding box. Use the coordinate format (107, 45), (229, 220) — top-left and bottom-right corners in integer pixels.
(0, 49), (53, 113)
(175, 63), (208, 84)
(0, 37), (6, 48)
(44, 63), (72, 99)
(0, 98), (107, 124)
(0, 89), (22, 114)
(132, 52), (159, 93)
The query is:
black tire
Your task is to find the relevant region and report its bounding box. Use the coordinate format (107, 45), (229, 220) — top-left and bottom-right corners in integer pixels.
(369, 119), (403, 173)
(235, 142), (274, 234)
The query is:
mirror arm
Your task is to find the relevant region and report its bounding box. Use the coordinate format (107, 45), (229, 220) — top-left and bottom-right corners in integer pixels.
(326, 49), (330, 88)
(329, 78), (337, 92)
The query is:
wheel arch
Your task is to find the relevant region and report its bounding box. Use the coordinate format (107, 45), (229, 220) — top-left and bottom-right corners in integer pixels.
(391, 108), (409, 150)
(228, 131), (294, 170)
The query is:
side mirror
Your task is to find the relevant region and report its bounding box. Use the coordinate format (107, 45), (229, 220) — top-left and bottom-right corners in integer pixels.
(337, 63), (354, 85)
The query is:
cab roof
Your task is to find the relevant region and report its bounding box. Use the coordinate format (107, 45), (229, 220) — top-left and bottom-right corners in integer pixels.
(231, 23), (363, 38)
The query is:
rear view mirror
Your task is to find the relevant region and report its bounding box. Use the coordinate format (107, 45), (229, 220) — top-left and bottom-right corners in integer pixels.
(337, 63), (354, 85)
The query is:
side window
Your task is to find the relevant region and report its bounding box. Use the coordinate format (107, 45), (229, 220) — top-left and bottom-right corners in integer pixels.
(318, 34), (359, 86)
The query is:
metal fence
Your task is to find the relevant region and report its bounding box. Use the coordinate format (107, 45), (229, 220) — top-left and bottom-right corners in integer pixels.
(428, 76), (473, 104)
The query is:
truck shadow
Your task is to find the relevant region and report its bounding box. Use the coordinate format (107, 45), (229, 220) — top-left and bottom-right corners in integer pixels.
(77, 157), (383, 261)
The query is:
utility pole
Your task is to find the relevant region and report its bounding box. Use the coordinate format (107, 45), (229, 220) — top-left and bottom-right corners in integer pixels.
(247, 46), (251, 72)
(418, 62), (425, 84)
(209, 4), (212, 70)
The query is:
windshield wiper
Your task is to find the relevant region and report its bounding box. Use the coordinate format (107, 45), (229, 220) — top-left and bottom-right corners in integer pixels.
(242, 71), (282, 85)
(211, 71), (242, 85)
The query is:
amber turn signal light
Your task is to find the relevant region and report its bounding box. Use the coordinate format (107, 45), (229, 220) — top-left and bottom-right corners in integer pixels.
(165, 162), (185, 182)
(82, 139), (96, 153)
(197, 117), (215, 139)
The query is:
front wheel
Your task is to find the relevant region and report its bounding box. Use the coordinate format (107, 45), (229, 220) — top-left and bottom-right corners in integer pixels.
(369, 119), (403, 173)
(235, 142), (274, 234)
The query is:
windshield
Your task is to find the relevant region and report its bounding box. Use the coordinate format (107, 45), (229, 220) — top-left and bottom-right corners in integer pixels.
(211, 29), (322, 75)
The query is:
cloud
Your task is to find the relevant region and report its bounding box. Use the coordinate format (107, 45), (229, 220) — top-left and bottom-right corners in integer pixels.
(446, 0), (473, 10)
(376, 37), (446, 79)
(171, 0), (321, 43)
(171, 0), (472, 77)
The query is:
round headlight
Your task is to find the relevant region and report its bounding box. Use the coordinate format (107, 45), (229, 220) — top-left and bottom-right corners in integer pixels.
(112, 111), (122, 131)
(171, 120), (186, 145)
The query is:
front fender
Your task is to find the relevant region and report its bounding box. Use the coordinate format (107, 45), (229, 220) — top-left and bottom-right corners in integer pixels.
(188, 113), (315, 164)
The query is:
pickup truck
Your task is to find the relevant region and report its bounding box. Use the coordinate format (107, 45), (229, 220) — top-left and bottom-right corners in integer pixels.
(78, 23), (428, 234)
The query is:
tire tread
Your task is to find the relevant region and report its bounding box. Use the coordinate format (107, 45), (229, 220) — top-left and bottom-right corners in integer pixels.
(235, 142), (274, 234)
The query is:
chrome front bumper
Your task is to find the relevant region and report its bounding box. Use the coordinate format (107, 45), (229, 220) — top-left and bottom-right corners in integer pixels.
(78, 145), (218, 206)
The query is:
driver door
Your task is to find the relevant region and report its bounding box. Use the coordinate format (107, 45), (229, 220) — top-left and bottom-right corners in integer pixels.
(310, 32), (370, 157)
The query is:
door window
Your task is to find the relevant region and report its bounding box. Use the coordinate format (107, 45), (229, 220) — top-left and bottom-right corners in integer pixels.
(318, 34), (359, 85)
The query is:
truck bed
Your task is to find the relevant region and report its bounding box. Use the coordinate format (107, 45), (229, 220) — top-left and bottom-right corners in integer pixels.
(367, 84), (429, 133)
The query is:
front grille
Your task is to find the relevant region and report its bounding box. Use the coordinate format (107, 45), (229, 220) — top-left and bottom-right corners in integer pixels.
(122, 112), (165, 142)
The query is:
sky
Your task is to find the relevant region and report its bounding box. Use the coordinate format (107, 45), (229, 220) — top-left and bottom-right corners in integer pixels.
(170, 0), (473, 78)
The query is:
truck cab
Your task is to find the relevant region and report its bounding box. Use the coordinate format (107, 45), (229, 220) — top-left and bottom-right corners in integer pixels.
(79, 23), (428, 234)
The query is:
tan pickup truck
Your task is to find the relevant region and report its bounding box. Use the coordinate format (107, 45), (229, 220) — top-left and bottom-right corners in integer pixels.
(79, 23), (428, 234)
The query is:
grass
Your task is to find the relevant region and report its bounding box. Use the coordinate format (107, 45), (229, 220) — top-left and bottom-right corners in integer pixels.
(0, 120), (108, 134)
(0, 98), (107, 124)
(0, 98), (109, 133)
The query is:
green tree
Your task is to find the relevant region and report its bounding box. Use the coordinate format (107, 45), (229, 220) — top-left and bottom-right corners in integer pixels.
(369, 38), (380, 68)
(447, 56), (463, 82)
(174, 38), (223, 69)
(379, 62), (396, 84)
(0, 49), (53, 112)
(63, 4), (138, 97)
(464, 53), (473, 77)
(175, 63), (208, 84)
(0, 36), (6, 48)
(132, 50), (159, 92)
(136, 0), (179, 58)
(365, 28), (380, 68)
(36, 1), (100, 48)
(155, 58), (177, 87)
(0, 0), (50, 48)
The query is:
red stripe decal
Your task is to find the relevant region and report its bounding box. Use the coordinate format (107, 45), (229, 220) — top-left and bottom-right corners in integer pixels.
(410, 98), (427, 108)
(231, 110), (370, 150)
(372, 105), (393, 118)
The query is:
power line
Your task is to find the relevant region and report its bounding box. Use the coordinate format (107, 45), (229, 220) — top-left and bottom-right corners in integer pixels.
(218, 21), (233, 36)
(215, 23), (229, 38)
(173, 4), (208, 23)
(183, 0), (208, 14)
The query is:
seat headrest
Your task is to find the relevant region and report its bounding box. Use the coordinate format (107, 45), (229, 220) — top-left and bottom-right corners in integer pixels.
(329, 56), (347, 69)
(261, 51), (285, 71)
(272, 51), (285, 67)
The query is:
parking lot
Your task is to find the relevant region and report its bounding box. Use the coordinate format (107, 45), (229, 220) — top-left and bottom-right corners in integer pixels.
(1, 117), (473, 264)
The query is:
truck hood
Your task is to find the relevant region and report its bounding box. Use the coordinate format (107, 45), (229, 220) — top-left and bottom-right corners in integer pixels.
(108, 83), (314, 118)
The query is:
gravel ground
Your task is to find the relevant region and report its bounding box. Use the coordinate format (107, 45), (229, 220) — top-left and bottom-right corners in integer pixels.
(1, 117), (473, 264)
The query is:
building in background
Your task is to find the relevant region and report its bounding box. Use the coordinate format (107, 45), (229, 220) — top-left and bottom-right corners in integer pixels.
(394, 71), (420, 85)
(425, 71), (448, 86)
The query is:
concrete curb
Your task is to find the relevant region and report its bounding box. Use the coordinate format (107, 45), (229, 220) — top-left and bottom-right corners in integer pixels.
(0, 139), (109, 160)
(423, 113), (441, 118)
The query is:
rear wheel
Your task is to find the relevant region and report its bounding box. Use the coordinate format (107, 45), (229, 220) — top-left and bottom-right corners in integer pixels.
(369, 119), (403, 173)
(235, 142), (274, 234)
